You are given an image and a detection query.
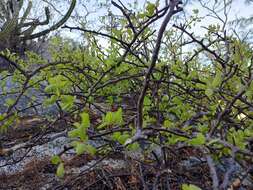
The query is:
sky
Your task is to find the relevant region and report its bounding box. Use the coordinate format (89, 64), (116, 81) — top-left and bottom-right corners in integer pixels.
(58, 0), (253, 44)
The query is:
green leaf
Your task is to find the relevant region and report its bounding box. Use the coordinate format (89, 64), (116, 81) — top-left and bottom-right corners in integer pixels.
(97, 122), (107, 129)
(206, 139), (220, 146)
(44, 85), (56, 94)
(162, 95), (169, 102)
(114, 108), (123, 125)
(205, 88), (213, 98)
(105, 112), (114, 124)
(144, 96), (152, 106)
(51, 155), (61, 165)
(0, 113), (6, 121)
(112, 132), (121, 141)
(182, 184), (202, 190)
(85, 144), (96, 155)
(80, 112), (90, 128)
(56, 163), (65, 178)
(78, 128), (88, 142)
(189, 133), (206, 146)
(75, 142), (86, 155)
(146, 2), (156, 16)
(164, 120), (172, 128)
(5, 98), (15, 106)
(212, 71), (222, 87)
(68, 113), (89, 141)
(43, 95), (58, 106)
(127, 142), (140, 151)
(196, 83), (206, 90)
(68, 129), (80, 138)
(45, 75), (70, 95)
(102, 108), (123, 127)
(60, 95), (75, 110)
(118, 133), (130, 144)
(106, 96), (114, 105)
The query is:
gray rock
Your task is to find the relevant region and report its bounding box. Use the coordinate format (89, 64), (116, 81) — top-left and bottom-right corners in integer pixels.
(0, 132), (71, 175)
(0, 74), (58, 116)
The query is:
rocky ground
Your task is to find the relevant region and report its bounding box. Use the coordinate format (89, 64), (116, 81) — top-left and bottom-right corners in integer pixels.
(0, 113), (252, 190)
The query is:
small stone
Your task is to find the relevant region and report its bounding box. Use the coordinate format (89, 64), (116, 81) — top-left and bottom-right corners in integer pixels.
(232, 178), (241, 188)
